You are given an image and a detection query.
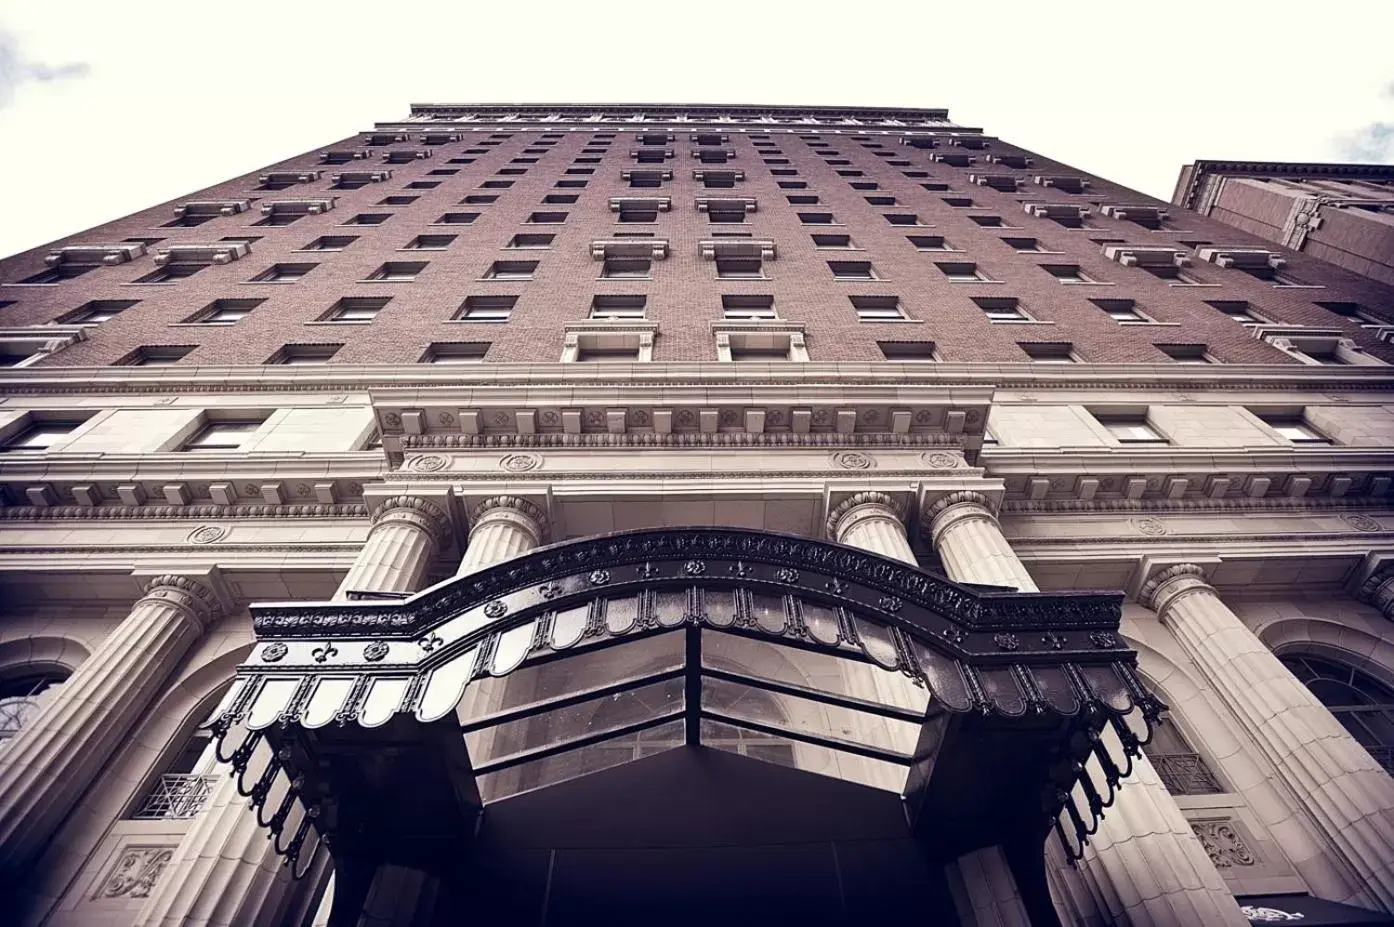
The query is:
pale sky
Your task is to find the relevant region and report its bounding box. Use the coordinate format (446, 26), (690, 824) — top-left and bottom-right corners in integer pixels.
(2, 0), (1392, 261)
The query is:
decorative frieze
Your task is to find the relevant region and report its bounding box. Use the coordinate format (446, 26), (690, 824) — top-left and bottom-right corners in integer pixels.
(96, 845), (175, 899)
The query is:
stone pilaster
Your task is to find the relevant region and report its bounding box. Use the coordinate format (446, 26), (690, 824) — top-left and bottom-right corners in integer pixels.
(1142, 564), (1394, 912)
(335, 496), (451, 601)
(456, 495), (548, 575)
(0, 574), (223, 878)
(825, 491), (916, 565)
(923, 492), (1037, 591)
(922, 504), (1247, 927)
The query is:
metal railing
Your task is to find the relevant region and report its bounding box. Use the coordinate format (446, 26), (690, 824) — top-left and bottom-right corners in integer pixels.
(0, 696), (41, 746)
(132, 774), (218, 820)
(1149, 752), (1225, 795)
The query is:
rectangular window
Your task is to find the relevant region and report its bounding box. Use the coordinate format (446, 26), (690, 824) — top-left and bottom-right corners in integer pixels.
(366, 261), (426, 282)
(507, 234), (554, 249)
(1093, 412), (1167, 444)
(969, 215), (1008, 228)
(590, 295), (648, 320)
(850, 295), (908, 322)
(527, 212), (568, 224)
(463, 194), (499, 205)
(619, 205), (660, 224)
(878, 341), (937, 361)
(185, 298), (264, 325)
(544, 194), (579, 204)
(1205, 300), (1266, 324)
(342, 213), (390, 226)
(937, 262), (991, 283)
(974, 296), (1029, 321)
(1041, 264), (1102, 284)
(249, 263), (317, 283)
(300, 236), (358, 252)
(1019, 342), (1077, 363)
(455, 295), (517, 323)
(721, 294), (776, 320)
(716, 257), (766, 279)
(116, 345), (196, 366)
(884, 214), (922, 226)
(1001, 237), (1048, 252)
(266, 343), (342, 365)
(2, 419), (85, 451)
(402, 235), (456, 251)
(907, 235), (953, 251)
(812, 234), (854, 249)
(435, 212), (480, 225)
(576, 343), (641, 362)
(1255, 414), (1329, 444)
(376, 195), (418, 206)
(601, 258), (652, 279)
(323, 297), (389, 323)
(829, 261), (878, 280)
(798, 212), (836, 225)
(181, 419), (262, 451)
(865, 196), (898, 206)
(61, 299), (138, 325)
(422, 342), (489, 364)
(1156, 343), (1215, 364)
(787, 195), (820, 205)
(406, 181), (440, 190)
(942, 197), (974, 208)
(484, 261), (538, 280)
(1091, 298), (1148, 323)
(133, 264), (203, 284)
(481, 180), (514, 189)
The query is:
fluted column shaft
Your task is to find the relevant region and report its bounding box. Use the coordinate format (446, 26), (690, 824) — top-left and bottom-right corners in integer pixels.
(335, 496), (451, 601)
(826, 492), (917, 565)
(1144, 565), (1394, 911)
(0, 575), (221, 879)
(923, 494), (1246, 927)
(456, 495), (548, 575)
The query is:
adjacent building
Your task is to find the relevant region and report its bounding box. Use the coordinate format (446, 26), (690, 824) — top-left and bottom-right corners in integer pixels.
(1172, 160), (1394, 289)
(2, 104), (1394, 927)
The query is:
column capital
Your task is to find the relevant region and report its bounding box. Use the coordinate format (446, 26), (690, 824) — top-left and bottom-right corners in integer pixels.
(370, 495), (452, 546)
(1357, 566), (1394, 622)
(470, 495), (549, 542)
(1138, 563), (1215, 617)
(921, 490), (997, 542)
(137, 573), (225, 630)
(825, 491), (905, 542)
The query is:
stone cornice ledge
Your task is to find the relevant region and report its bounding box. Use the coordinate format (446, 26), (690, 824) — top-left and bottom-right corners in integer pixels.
(1, 363), (1391, 395)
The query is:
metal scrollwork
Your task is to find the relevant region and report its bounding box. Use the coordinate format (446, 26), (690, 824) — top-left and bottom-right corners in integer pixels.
(483, 600), (508, 618)
(1089, 631), (1117, 649)
(877, 595), (902, 613)
(363, 642), (389, 662)
(993, 633), (1020, 651)
(1040, 631), (1065, 650)
(311, 643), (339, 664)
(261, 642), (288, 663)
(774, 568), (799, 583)
(683, 560), (707, 576)
(588, 569), (610, 586)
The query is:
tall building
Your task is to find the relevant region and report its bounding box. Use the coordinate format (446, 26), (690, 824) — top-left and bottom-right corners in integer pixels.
(1, 103), (1393, 927)
(1172, 160), (1394, 290)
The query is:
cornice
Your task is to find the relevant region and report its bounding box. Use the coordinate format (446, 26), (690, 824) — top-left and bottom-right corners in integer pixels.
(1002, 497), (1394, 515)
(0, 503), (369, 520)
(403, 432), (961, 449)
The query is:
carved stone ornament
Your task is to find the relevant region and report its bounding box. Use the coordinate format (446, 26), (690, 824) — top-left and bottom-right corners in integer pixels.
(95, 846), (173, 899)
(406, 454), (449, 473)
(500, 453), (542, 472)
(1341, 513), (1381, 533)
(139, 574), (222, 630)
(922, 452), (960, 469)
(483, 600), (508, 618)
(363, 641), (389, 662)
(588, 569), (610, 586)
(1191, 819), (1257, 869)
(261, 642), (288, 663)
(1130, 517), (1168, 537)
(186, 524), (229, 544)
(831, 450), (876, 470)
(312, 643), (339, 663)
(1240, 904), (1307, 922)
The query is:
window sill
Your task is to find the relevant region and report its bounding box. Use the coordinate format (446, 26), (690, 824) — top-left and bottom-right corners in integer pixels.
(481, 277), (537, 283)
(167, 322), (239, 328)
(303, 320), (375, 326)
(1056, 281), (1115, 286)
(446, 319), (510, 324)
(1117, 320), (1182, 327)
(397, 247), (450, 253)
(987, 318), (1054, 325)
(918, 248), (966, 254)
(358, 279), (418, 284)
(1166, 282), (1223, 288)
(832, 277), (887, 283)
(1272, 284), (1327, 290)
(947, 279), (1004, 284)
(596, 277), (653, 282)
(294, 249), (349, 254)
(859, 318), (924, 324)
(242, 280), (304, 285)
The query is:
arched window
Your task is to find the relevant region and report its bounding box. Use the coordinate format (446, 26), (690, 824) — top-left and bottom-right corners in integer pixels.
(0, 671), (68, 745)
(129, 688), (228, 819)
(1281, 654), (1394, 775)
(1143, 714), (1224, 795)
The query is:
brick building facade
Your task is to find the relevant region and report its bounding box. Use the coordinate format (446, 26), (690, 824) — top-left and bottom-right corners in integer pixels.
(0, 104), (1392, 926)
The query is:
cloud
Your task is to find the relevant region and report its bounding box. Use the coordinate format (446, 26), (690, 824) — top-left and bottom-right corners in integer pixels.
(1336, 121), (1394, 162)
(0, 30), (91, 110)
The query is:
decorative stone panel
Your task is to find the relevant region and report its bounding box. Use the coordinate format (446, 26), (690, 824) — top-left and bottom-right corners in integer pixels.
(932, 152), (975, 166)
(384, 150), (431, 163)
(258, 170), (321, 186)
(261, 198), (336, 219)
(590, 238), (669, 260)
(320, 149), (369, 163)
(43, 243), (146, 266)
(968, 173), (1022, 191)
(1033, 175), (1089, 193)
(622, 169), (673, 182)
(1102, 244), (1191, 268)
(1196, 246), (1287, 270)
(694, 196), (757, 214)
(419, 132), (462, 144)
(692, 169), (744, 182)
(1023, 202), (1089, 220)
(1100, 204), (1168, 224)
(331, 169), (392, 185)
(152, 242), (251, 266)
(698, 238), (776, 260)
(988, 154), (1033, 168)
(609, 196), (671, 213)
(365, 132), (408, 145)
(173, 200), (250, 219)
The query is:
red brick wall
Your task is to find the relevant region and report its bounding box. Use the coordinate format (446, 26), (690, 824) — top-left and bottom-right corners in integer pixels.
(4, 118), (1393, 367)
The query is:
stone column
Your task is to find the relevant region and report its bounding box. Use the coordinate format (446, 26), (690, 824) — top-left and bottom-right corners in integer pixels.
(922, 494), (1247, 927)
(336, 496), (452, 600)
(0, 574), (223, 879)
(137, 498), (450, 926)
(1142, 564), (1394, 912)
(455, 495), (548, 576)
(825, 491), (917, 565)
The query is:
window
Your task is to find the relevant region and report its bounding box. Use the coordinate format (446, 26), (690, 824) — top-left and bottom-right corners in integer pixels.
(342, 213), (390, 226)
(879, 341), (938, 361)
(133, 264), (204, 284)
(2, 419), (83, 451)
(507, 233), (554, 249)
(777, 181), (808, 190)
(300, 236), (358, 252)
(590, 295), (647, 320)
(1092, 299), (1149, 323)
(707, 207), (746, 224)
(406, 181), (440, 190)
(850, 295), (908, 322)
(974, 297), (1030, 322)
(376, 195), (418, 206)
(1019, 342), (1078, 363)
(716, 257), (766, 279)
(798, 212), (836, 225)
(787, 195), (820, 205)
(619, 204), (660, 224)
(435, 212), (480, 225)
(1317, 301), (1387, 326)
(1142, 265), (1207, 284)
(61, 300), (137, 326)
(455, 295), (517, 323)
(181, 419), (262, 451)
(1156, 343), (1215, 364)
(0, 673), (68, 744)
(812, 234), (854, 249)
(422, 342), (489, 364)
(185, 298), (263, 325)
(1093, 412), (1167, 444)
(969, 215), (1009, 228)
(484, 261), (538, 280)
(1001, 237), (1050, 253)
(403, 235), (456, 251)
(942, 197), (973, 208)
(1206, 300), (1266, 325)
(1041, 264), (1104, 284)
(1144, 716), (1224, 795)
(463, 195), (499, 205)
(544, 194), (579, 205)
(481, 180), (514, 189)
(884, 214), (922, 226)
(528, 212), (568, 224)
(907, 235), (953, 251)
(249, 263), (316, 283)
(265, 343), (341, 365)
(366, 261), (427, 282)
(116, 345), (196, 366)
(1281, 655), (1394, 775)
(921, 182), (951, 192)
(601, 258), (651, 279)
(864, 196), (898, 206)
(323, 297), (388, 323)
(936, 262), (992, 283)
(721, 294), (776, 320)
(576, 342), (641, 362)
(721, 331), (807, 362)
(1254, 413), (1329, 444)
(555, 179), (588, 189)
(829, 261), (878, 280)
